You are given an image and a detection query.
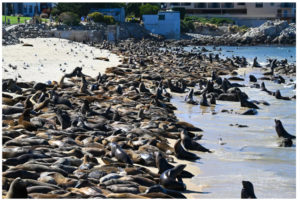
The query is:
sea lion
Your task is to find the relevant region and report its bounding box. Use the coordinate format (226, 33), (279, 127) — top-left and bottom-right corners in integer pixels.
(274, 119), (295, 139)
(279, 138), (293, 147)
(275, 90), (291, 100)
(174, 140), (200, 161)
(241, 180), (256, 199)
(180, 130), (211, 153)
(54, 108), (71, 129)
(145, 184), (186, 198)
(110, 142), (133, 165)
(155, 152), (194, 178)
(160, 164), (186, 191)
(6, 177), (28, 198)
(238, 92), (259, 109)
(185, 88), (198, 105)
(252, 57), (261, 67)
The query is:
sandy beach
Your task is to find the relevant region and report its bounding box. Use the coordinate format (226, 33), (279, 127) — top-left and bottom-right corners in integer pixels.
(2, 38), (122, 83)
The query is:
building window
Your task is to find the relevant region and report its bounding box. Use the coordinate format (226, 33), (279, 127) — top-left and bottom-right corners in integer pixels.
(195, 3), (207, 8)
(270, 3), (275, 6)
(208, 3), (220, 8)
(237, 3), (246, 6)
(29, 5), (33, 13)
(23, 5), (27, 13)
(158, 14), (165, 20)
(255, 3), (263, 8)
(181, 3), (191, 6)
(170, 3), (180, 6)
(222, 3), (234, 8)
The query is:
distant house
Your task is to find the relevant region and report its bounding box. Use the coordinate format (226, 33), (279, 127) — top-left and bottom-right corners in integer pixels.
(143, 11), (180, 39)
(89, 8), (125, 22)
(10, 3), (53, 17)
(164, 2), (296, 27)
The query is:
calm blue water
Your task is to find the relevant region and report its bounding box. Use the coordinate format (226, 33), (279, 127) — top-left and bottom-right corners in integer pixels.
(171, 46), (296, 198)
(185, 45), (296, 64)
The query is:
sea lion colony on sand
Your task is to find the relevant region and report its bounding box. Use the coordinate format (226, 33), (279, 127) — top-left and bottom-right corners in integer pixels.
(2, 38), (295, 198)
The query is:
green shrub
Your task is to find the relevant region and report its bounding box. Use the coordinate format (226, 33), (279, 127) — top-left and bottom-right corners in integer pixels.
(139, 3), (159, 16)
(51, 7), (60, 16)
(103, 15), (115, 25)
(88, 12), (104, 23)
(59, 12), (80, 26)
(181, 20), (195, 33)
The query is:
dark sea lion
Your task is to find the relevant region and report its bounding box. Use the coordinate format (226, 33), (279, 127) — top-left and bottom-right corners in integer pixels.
(252, 57), (261, 67)
(6, 177), (28, 198)
(279, 138), (293, 147)
(155, 152), (194, 178)
(54, 108), (71, 129)
(174, 140), (200, 161)
(238, 92), (259, 109)
(241, 180), (256, 199)
(241, 109), (257, 115)
(275, 90), (291, 100)
(274, 119), (295, 139)
(145, 184), (186, 198)
(160, 164), (186, 191)
(180, 130), (211, 153)
(106, 193), (148, 199)
(249, 75), (257, 82)
(110, 142), (133, 165)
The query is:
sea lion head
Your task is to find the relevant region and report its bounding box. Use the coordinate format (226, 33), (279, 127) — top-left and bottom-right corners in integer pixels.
(6, 177), (28, 198)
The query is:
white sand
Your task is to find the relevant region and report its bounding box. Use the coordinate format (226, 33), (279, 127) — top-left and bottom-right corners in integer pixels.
(2, 38), (122, 83)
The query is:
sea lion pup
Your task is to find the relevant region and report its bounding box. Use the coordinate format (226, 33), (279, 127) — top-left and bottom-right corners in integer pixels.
(160, 164), (187, 191)
(275, 90), (291, 100)
(200, 92), (210, 106)
(237, 91), (259, 109)
(110, 142), (133, 165)
(54, 108), (71, 129)
(180, 130), (211, 153)
(174, 140), (200, 161)
(6, 177), (28, 198)
(184, 88), (198, 105)
(274, 119), (295, 139)
(155, 152), (194, 178)
(252, 57), (261, 67)
(241, 181), (257, 199)
(145, 185), (186, 198)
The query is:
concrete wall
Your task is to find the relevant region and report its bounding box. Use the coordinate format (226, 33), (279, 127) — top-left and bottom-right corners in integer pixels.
(52, 30), (105, 42)
(143, 11), (180, 39)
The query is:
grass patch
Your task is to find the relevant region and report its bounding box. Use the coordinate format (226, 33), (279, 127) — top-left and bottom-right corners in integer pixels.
(184, 16), (234, 26)
(2, 16), (49, 25)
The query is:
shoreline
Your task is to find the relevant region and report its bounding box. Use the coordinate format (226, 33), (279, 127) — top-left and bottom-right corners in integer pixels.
(2, 37), (296, 198)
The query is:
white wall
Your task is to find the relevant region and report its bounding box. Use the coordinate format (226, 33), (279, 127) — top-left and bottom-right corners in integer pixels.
(143, 12), (180, 39)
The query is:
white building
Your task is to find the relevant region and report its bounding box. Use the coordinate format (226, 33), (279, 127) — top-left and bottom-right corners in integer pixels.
(142, 11), (180, 39)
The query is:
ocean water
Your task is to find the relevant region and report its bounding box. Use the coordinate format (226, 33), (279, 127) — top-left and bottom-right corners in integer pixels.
(171, 46), (296, 198)
(185, 45), (296, 64)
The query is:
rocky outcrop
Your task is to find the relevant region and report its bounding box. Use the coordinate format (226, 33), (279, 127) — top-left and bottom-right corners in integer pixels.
(184, 20), (295, 46)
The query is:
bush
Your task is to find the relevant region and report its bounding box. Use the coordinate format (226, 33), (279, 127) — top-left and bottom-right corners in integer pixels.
(171, 7), (186, 20)
(40, 13), (48, 18)
(139, 3), (159, 16)
(88, 12), (104, 23)
(103, 15), (115, 25)
(51, 7), (60, 16)
(59, 12), (80, 26)
(181, 20), (195, 33)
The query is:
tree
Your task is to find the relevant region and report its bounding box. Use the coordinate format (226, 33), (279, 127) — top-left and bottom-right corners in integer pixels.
(125, 3), (142, 17)
(139, 3), (159, 16)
